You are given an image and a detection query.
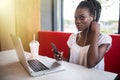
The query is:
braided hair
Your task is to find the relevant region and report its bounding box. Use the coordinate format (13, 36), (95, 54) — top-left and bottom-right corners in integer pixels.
(76, 0), (101, 22)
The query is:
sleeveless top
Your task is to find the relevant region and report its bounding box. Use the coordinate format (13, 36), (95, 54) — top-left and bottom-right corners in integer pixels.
(67, 33), (112, 70)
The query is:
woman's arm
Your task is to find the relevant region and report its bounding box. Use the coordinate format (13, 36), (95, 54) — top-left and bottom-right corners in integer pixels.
(87, 38), (110, 68)
(87, 21), (110, 68)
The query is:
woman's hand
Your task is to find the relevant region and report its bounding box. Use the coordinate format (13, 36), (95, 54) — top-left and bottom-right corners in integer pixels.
(88, 21), (100, 45)
(90, 21), (100, 35)
(54, 51), (64, 61)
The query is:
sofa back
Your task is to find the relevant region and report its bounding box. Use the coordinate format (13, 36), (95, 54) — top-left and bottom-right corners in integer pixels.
(105, 34), (120, 77)
(38, 31), (71, 58)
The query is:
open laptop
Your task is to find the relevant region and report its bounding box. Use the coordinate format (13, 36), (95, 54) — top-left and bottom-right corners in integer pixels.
(10, 34), (65, 77)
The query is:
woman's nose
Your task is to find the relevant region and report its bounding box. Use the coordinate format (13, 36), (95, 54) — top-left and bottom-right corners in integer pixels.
(75, 18), (82, 23)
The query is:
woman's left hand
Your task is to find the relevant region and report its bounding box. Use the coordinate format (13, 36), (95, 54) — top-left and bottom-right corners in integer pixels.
(54, 51), (64, 61)
(90, 21), (100, 35)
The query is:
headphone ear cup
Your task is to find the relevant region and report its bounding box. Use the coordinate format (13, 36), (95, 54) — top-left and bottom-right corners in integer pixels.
(90, 17), (94, 21)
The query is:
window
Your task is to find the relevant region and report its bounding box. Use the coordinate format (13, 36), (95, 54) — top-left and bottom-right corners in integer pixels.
(63, 0), (119, 34)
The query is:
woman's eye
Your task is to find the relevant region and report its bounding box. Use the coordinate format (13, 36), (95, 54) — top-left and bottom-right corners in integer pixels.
(74, 16), (85, 20)
(79, 16), (84, 20)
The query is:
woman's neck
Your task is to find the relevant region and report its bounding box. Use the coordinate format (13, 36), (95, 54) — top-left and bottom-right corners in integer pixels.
(81, 29), (89, 39)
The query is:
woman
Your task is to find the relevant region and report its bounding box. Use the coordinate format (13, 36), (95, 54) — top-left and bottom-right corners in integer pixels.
(55, 0), (112, 70)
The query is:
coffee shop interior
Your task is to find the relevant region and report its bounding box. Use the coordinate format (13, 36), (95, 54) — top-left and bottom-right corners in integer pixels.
(0, 0), (120, 80)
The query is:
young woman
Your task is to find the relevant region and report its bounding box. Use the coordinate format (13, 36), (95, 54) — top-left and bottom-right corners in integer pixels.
(55, 0), (112, 70)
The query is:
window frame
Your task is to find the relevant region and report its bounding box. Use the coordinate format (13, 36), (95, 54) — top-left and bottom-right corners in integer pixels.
(52, 0), (63, 31)
(118, 2), (120, 34)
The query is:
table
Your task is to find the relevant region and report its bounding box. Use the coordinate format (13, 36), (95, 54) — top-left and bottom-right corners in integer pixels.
(0, 49), (118, 80)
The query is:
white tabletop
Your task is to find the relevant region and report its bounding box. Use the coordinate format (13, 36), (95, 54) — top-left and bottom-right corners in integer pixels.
(0, 49), (118, 80)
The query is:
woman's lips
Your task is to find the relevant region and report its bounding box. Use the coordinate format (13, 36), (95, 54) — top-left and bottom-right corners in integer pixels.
(76, 24), (83, 30)
(76, 25), (82, 28)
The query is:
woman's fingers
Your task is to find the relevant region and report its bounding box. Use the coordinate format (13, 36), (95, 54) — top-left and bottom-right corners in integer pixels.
(54, 51), (63, 61)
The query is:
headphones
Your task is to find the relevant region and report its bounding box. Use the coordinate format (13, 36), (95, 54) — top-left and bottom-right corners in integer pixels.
(90, 17), (94, 21)
(90, 11), (96, 22)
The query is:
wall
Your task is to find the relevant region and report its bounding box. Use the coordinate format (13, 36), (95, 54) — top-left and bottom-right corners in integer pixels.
(40, 0), (52, 30)
(40, 0), (63, 31)
(15, 0), (40, 51)
(0, 0), (16, 51)
(0, 0), (40, 51)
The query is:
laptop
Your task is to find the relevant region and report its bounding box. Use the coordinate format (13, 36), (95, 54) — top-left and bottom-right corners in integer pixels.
(10, 34), (65, 77)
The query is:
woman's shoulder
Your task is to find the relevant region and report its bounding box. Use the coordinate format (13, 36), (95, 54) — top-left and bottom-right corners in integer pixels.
(99, 33), (112, 40)
(99, 33), (112, 44)
(67, 33), (77, 47)
(69, 33), (77, 38)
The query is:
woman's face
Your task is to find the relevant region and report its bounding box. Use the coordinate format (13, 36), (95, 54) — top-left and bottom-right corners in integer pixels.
(74, 8), (93, 31)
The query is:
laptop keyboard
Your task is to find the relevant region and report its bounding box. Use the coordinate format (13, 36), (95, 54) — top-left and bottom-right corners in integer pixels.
(28, 59), (49, 72)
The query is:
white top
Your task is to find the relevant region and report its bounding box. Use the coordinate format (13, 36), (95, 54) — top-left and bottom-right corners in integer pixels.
(67, 33), (112, 70)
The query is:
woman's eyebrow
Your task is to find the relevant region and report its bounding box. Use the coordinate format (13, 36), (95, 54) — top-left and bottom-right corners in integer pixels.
(75, 14), (84, 17)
